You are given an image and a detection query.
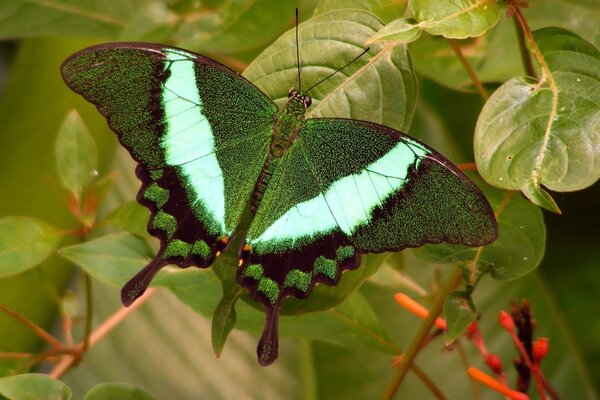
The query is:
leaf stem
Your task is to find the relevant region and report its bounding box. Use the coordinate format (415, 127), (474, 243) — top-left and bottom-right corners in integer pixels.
(0, 303), (63, 349)
(48, 287), (157, 379)
(447, 39), (489, 101)
(382, 267), (463, 399)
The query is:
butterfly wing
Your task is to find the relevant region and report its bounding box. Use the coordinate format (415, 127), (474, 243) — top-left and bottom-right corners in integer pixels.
(241, 117), (497, 365)
(62, 43), (276, 304)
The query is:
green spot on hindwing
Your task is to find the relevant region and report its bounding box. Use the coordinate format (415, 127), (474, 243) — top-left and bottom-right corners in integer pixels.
(152, 210), (177, 238)
(143, 183), (169, 208)
(336, 246), (355, 261)
(284, 269), (311, 292)
(258, 278), (279, 304)
(149, 170), (163, 180)
(244, 264), (264, 280)
(314, 256), (337, 280)
(191, 240), (210, 259)
(164, 239), (191, 258)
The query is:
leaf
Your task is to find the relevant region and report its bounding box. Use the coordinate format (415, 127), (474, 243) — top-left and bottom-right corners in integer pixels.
(103, 201), (151, 238)
(211, 286), (242, 357)
(55, 109), (98, 202)
(411, 0), (499, 39)
(84, 383), (158, 400)
(0, 217), (64, 278)
(176, 0), (297, 54)
(366, 18), (422, 44)
(412, 185), (546, 281)
(0, 373), (71, 400)
(475, 28), (600, 210)
(443, 290), (476, 343)
(410, 1), (600, 91)
(314, 0), (408, 23)
(59, 233), (154, 287)
(244, 9), (417, 132)
(0, 0), (143, 39)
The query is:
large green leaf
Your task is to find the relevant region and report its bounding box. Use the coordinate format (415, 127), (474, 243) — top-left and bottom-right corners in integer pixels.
(176, 0), (297, 53)
(475, 28), (600, 211)
(0, 374), (71, 400)
(244, 9), (417, 132)
(0, 217), (64, 278)
(0, 0), (146, 39)
(55, 110), (98, 202)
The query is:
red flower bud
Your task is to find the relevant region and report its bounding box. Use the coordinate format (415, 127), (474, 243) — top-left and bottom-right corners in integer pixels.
(486, 353), (503, 374)
(498, 310), (515, 332)
(533, 337), (549, 362)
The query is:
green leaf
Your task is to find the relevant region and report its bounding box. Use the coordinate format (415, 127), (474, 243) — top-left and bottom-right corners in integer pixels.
(443, 290), (476, 343)
(176, 0), (297, 54)
(0, 217), (64, 278)
(314, 0), (408, 23)
(55, 109), (98, 202)
(411, 0), (500, 38)
(366, 18), (422, 44)
(410, 0), (600, 91)
(0, 373), (71, 400)
(211, 286), (242, 357)
(103, 201), (150, 238)
(412, 185), (546, 281)
(59, 233), (154, 286)
(475, 28), (600, 210)
(244, 9), (417, 132)
(0, 0), (144, 39)
(84, 383), (158, 400)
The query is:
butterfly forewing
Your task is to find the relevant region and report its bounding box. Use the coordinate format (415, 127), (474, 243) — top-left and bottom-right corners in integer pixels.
(61, 43), (276, 303)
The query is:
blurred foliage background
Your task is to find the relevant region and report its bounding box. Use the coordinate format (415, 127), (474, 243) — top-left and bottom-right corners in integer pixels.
(0, 0), (599, 399)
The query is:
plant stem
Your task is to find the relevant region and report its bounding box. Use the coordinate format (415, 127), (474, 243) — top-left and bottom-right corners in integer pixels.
(447, 39), (489, 101)
(512, 15), (536, 78)
(82, 273), (93, 354)
(456, 342), (482, 400)
(0, 303), (63, 349)
(411, 364), (448, 400)
(49, 287), (157, 379)
(382, 267), (463, 400)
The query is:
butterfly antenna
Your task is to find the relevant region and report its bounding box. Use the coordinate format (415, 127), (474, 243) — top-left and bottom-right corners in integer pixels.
(295, 8), (302, 92)
(304, 47), (370, 95)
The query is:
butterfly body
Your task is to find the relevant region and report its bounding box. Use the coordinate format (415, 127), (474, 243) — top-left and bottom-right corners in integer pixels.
(62, 42), (498, 366)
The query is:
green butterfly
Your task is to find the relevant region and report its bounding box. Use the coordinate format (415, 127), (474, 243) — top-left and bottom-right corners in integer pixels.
(61, 40), (497, 366)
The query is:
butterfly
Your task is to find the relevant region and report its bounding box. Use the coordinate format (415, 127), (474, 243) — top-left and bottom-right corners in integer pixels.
(61, 36), (497, 366)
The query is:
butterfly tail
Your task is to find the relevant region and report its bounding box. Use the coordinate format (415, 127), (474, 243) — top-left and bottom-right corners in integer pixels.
(121, 256), (164, 307)
(257, 300), (282, 366)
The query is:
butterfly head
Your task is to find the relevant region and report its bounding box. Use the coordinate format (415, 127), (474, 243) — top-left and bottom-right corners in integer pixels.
(288, 88), (312, 109)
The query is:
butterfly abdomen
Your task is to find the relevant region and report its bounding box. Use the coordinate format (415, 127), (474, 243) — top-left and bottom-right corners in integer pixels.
(251, 98), (305, 213)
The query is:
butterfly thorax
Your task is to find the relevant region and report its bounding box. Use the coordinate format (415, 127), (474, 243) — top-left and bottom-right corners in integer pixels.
(251, 94), (308, 213)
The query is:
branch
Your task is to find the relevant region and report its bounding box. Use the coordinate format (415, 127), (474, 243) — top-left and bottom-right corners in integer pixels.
(447, 38), (489, 101)
(49, 287), (158, 379)
(0, 303), (63, 349)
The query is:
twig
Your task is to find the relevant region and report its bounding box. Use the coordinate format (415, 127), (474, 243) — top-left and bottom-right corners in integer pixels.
(82, 273), (93, 354)
(49, 287), (158, 379)
(0, 303), (63, 349)
(382, 267), (463, 400)
(511, 12), (536, 78)
(447, 39), (489, 101)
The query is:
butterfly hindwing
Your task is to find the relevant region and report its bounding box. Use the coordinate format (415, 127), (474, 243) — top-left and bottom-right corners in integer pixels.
(61, 43), (276, 303)
(241, 117), (497, 365)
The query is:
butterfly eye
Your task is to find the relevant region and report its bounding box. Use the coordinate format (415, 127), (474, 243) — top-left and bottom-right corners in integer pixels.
(288, 88), (299, 98)
(303, 96), (312, 108)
